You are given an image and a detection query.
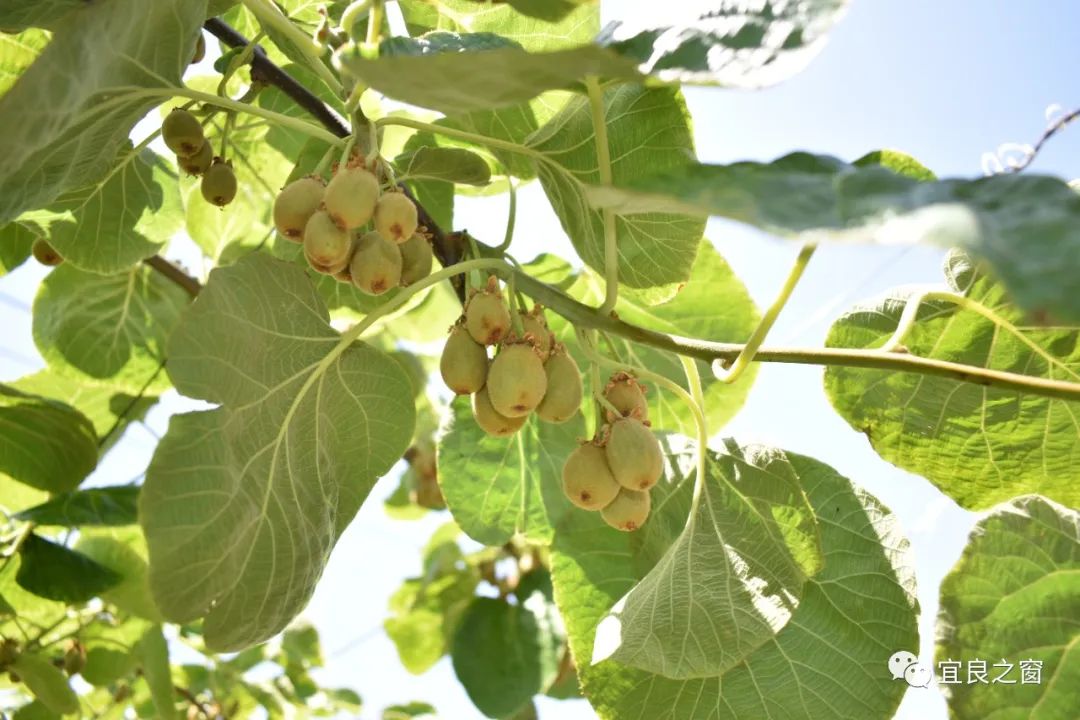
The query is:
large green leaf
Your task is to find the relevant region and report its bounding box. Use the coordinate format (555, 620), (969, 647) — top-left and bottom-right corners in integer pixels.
(590, 440), (821, 678)
(937, 495), (1079, 719)
(552, 440), (918, 719)
(544, 243), (758, 435)
(437, 396), (584, 546)
(15, 486), (140, 526)
(16, 533), (122, 603)
(826, 250), (1080, 510)
(32, 263), (187, 393)
(21, 146), (182, 273)
(0, 383), (97, 493)
(137, 625), (180, 720)
(529, 85), (703, 291)
(395, 145), (492, 186)
(140, 253), (416, 650)
(586, 153), (1080, 322)
(0, 1), (82, 31)
(385, 571), (477, 675)
(75, 526), (162, 621)
(13, 370), (158, 453)
(0, 0), (205, 222)
(450, 595), (562, 719)
(0, 221), (37, 276)
(596, 1), (849, 87)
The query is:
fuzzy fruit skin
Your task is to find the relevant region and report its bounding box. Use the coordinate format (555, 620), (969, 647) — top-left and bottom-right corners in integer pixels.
(487, 343), (548, 418)
(303, 210), (351, 273)
(604, 374), (649, 422)
(162, 109), (205, 157)
(201, 159), (238, 207)
(274, 176), (325, 241)
(535, 348), (582, 423)
(178, 139), (213, 176)
(323, 167), (379, 229)
(374, 192), (419, 243)
(62, 641), (86, 676)
(605, 417), (663, 491)
(31, 239), (63, 266)
(11, 652), (79, 715)
(562, 443), (620, 510)
(440, 325), (489, 395)
(520, 312), (553, 359)
(350, 230), (402, 295)
(601, 488), (651, 531)
(472, 385), (526, 437)
(464, 290), (511, 346)
(399, 233), (434, 285)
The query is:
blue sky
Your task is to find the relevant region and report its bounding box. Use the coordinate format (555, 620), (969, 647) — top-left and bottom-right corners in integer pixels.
(1, 1), (1078, 718)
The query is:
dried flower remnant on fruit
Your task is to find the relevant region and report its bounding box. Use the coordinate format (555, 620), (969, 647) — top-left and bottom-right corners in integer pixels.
(464, 276), (511, 346)
(191, 33), (206, 64)
(535, 344), (582, 424)
(519, 306), (554, 360)
(162, 108), (205, 157)
(441, 322), (489, 395)
(274, 176), (325, 240)
(201, 158), (238, 207)
(604, 371), (649, 422)
(604, 417), (663, 491)
(178, 140), (213, 176)
(487, 341), (548, 418)
(31, 239), (63, 266)
(323, 165), (379, 229)
(350, 230), (402, 295)
(562, 441), (620, 510)
(601, 488), (651, 531)
(374, 191), (419, 243)
(472, 385), (527, 437)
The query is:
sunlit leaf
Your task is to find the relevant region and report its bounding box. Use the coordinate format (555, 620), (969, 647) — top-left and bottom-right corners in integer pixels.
(0, 383), (96, 493)
(15, 486), (140, 526)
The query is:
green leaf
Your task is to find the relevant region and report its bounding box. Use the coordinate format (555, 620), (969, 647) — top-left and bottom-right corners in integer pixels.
(11, 700), (61, 720)
(529, 85), (704, 291)
(13, 370), (158, 454)
(546, 242), (758, 435)
(596, 1), (849, 87)
(15, 486), (140, 526)
(21, 146), (182, 273)
(937, 495), (1079, 720)
(586, 152), (1080, 322)
(80, 615), (154, 687)
(137, 625), (179, 720)
(0, 554), (67, 626)
(141, 253), (416, 651)
(853, 149), (937, 181)
(399, 0), (597, 53)
(826, 250), (1080, 509)
(0, 383), (97, 493)
(282, 623), (323, 667)
(551, 440), (918, 719)
(0, 221), (37, 276)
(74, 526), (162, 621)
(382, 701), (437, 720)
(450, 596), (562, 719)
(591, 439), (822, 678)
(339, 36), (637, 115)
(0, 1), (82, 31)
(437, 396), (583, 546)
(33, 264), (187, 393)
(0, 0), (204, 222)
(10, 652), (79, 715)
(0, 30), (50, 95)
(396, 145), (492, 186)
(16, 533), (121, 603)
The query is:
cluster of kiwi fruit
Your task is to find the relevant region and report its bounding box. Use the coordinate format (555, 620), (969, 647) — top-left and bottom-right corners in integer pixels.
(562, 372), (663, 532)
(161, 108), (238, 207)
(439, 276), (584, 435)
(272, 159), (433, 292)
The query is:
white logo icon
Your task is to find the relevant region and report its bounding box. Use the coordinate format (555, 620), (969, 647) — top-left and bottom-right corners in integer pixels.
(888, 650), (918, 681)
(904, 662), (933, 688)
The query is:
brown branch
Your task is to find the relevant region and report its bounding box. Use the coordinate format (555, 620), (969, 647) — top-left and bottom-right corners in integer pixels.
(145, 256), (201, 297)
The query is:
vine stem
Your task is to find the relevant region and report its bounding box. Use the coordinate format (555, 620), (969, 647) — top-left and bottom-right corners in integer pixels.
(365, 0), (385, 45)
(881, 289), (1080, 382)
(585, 76), (619, 315)
(715, 242), (817, 384)
(680, 356), (709, 515)
(240, 0), (344, 97)
(165, 87), (345, 146)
